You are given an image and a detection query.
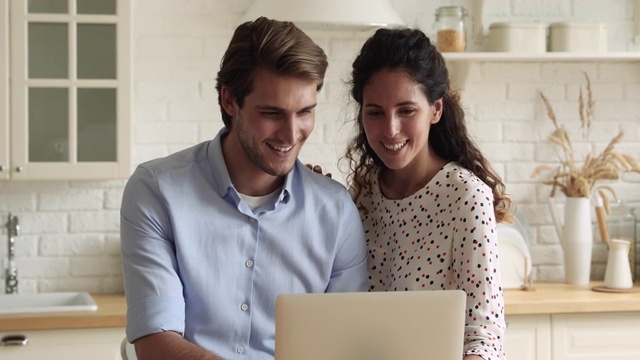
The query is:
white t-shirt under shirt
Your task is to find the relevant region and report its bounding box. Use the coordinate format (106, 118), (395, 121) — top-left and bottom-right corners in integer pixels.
(240, 189), (281, 212)
(356, 161), (506, 360)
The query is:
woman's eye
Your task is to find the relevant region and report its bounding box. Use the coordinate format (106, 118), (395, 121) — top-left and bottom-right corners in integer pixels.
(366, 111), (382, 117)
(399, 109), (415, 116)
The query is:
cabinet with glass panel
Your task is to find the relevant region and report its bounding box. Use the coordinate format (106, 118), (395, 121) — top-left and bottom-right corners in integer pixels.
(0, 0), (130, 180)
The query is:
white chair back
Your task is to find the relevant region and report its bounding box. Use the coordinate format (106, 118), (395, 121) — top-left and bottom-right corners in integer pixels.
(120, 337), (137, 360)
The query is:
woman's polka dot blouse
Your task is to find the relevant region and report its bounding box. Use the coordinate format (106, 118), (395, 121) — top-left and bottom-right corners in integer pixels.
(356, 162), (506, 360)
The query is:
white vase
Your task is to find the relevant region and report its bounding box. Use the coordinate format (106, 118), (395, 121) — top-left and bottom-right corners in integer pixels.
(550, 197), (594, 285)
(604, 239), (633, 289)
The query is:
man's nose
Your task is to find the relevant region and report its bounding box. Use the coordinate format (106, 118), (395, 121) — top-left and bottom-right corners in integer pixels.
(279, 115), (298, 144)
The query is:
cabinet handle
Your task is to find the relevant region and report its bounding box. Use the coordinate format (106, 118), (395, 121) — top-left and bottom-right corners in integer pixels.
(15, 166), (23, 173)
(0, 334), (29, 346)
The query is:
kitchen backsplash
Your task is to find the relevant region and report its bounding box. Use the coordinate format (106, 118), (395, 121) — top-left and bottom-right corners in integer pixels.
(1, 0), (639, 293)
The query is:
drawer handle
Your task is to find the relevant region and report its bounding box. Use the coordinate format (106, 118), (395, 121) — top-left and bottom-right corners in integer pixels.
(0, 334), (29, 346)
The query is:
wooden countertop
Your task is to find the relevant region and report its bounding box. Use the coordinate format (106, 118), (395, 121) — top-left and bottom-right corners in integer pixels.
(2, 282), (640, 331)
(0, 294), (126, 332)
(504, 281), (640, 315)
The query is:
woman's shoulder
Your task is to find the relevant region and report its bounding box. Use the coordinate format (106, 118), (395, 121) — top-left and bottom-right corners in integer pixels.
(437, 162), (492, 194)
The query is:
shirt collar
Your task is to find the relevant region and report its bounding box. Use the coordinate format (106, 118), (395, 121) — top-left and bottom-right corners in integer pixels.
(207, 128), (292, 204)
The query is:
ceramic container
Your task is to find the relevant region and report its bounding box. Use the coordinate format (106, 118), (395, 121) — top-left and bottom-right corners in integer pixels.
(489, 22), (546, 53)
(549, 197), (593, 285)
(604, 239), (634, 289)
(549, 22), (607, 52)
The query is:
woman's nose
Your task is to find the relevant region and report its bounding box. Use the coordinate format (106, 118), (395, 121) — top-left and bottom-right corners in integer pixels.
(383, 114), (400, 137)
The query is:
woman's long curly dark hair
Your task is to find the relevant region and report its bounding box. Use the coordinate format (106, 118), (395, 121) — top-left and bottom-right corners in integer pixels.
(343, 27), (512, 223)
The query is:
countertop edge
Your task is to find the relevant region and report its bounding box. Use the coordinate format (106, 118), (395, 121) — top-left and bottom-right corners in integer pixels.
(0, 294), (126, 332)
(3, 282), (640, 331)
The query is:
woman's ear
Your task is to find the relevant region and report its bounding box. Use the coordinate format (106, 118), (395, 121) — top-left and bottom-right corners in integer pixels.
(431, 98), (443, 124)
(221, 87), (237, 117)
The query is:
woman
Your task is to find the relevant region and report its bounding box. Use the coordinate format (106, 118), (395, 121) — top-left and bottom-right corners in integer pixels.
(343, 27), (512, 360)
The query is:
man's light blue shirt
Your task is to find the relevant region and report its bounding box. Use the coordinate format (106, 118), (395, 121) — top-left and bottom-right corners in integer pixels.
(120, 129), (368, 359)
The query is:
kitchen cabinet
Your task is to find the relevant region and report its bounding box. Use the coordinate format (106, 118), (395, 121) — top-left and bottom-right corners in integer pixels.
(0, 327), (125, 360)
(505, 312), (640, 360)
(504, 314), (551, 360)
(0, 0), (131, 180)
(551, 312), (640, 360)
(1, 0), (9, 177)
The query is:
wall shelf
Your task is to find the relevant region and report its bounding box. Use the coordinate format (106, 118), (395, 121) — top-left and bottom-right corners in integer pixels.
(443, 51), (640, 90)
(443, 52), (640, 62)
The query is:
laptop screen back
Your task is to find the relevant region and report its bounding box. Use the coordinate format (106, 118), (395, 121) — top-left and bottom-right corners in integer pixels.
(275, 290), (466, 360)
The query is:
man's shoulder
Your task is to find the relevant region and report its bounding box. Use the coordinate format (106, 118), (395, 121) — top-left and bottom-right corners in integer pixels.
(138, 141), (211, 174)
(294, 162), (349, 196)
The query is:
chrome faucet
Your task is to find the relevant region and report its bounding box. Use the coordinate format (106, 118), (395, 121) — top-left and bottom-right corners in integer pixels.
(5, 213), (19, 294)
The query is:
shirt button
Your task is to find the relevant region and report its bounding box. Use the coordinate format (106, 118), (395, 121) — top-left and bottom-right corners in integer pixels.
(245, 260), (253, 268)
(237, 346), (245, 354)
(241, 303), (249, 311)
(249, 217), (255, 222)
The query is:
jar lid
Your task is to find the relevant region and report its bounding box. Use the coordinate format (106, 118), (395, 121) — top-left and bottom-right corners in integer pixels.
(549, 21), (606, 29)
(435, 6), (467, 17)
(489, 22), (546, 29)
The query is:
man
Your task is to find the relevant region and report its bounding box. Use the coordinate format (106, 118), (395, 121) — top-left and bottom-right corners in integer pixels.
(120, 17), (367, 360)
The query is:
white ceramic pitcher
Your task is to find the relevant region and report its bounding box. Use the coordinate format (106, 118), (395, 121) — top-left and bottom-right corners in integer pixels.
(603, 239), (633, 289)
(548, 197), (593, 285)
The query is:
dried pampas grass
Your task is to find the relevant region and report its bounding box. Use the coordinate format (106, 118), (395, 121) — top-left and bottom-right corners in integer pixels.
(532, 72), (640, 202)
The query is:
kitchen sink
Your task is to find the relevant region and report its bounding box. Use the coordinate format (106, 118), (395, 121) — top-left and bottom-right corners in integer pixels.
(0, 292), (98, 315)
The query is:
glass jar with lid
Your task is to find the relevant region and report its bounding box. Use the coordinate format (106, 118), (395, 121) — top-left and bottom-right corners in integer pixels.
(604, 201), (637, 281)
(434, 6), (467, 52)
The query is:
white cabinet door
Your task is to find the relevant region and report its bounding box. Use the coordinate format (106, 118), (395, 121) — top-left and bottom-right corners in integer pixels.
(0, 327), (125, 360)
(505, 314), (552, 360)
(551, 312), (640, 360)
(1, 0), (131, 180)
(0, 0), (9, 179)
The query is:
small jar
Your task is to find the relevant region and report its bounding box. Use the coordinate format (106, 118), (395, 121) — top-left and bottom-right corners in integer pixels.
(434, 6), (467, 52)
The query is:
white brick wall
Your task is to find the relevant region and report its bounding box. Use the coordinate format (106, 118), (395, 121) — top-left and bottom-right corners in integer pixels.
(1, 0), (640, 293)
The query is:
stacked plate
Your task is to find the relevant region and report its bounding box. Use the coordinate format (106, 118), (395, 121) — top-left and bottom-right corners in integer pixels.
(497, 210), (533, 289)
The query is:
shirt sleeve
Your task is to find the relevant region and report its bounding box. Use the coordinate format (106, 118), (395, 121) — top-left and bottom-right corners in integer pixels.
(454, 187), (506, 360)
(120, 165), (186, 342)
(325, 189), (369, 293)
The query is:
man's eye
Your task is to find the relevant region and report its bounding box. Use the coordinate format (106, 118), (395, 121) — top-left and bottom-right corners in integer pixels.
(262, 112), (280, 117)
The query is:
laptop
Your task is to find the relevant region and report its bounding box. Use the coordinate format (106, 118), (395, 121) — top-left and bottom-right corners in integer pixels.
(275, 290), (466, 360)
